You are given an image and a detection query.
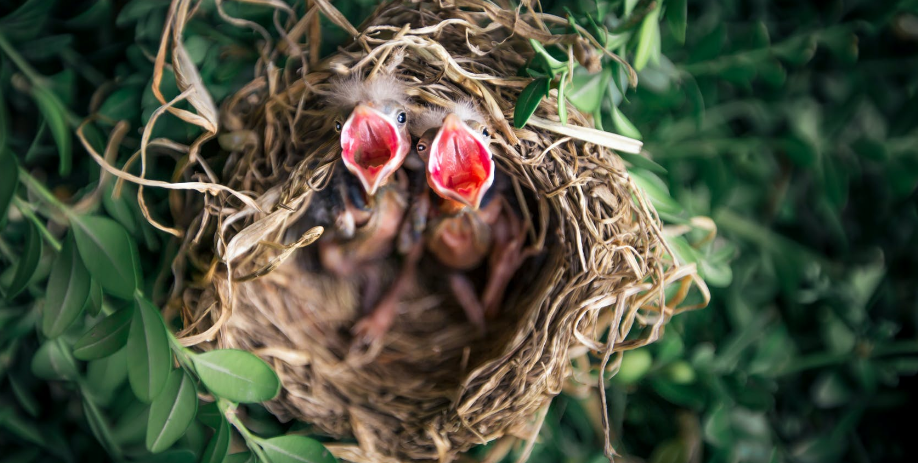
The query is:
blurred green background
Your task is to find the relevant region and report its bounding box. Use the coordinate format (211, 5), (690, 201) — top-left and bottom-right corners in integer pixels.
(1, 0), (917, 462)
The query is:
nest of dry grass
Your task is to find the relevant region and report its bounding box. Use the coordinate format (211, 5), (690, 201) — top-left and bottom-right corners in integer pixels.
(91, 1), (709, 461)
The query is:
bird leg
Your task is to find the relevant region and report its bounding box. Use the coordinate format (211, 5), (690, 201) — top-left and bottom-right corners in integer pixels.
(448, 272), (486, 333)
(481, 198), (532, 320)
(351, 234), (425, 344)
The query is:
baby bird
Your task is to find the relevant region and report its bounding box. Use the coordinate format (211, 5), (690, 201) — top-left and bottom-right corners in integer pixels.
(415, 102), (530, 330)
(317, 74), (415, 342)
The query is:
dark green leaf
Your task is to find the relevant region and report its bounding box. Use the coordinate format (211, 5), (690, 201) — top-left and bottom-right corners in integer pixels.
(42, 232), (91, 337)
(0, 410), (47, 449)
(135, 449), (197, 463)
(7, 221), (42, 299)
(99, 86), (143, 122)
(225, 453), (257, 463)
(88, 278), (104, 316)
(197, 402), (222, 429)
(0, 0), (53, 41)
(192, 349), (280, 403)
(84, 397), (123, 459)
(665, 0), (687, 44)
(258, 435), (338, 463)
(127, 297), (171, 402)
(0, 90), (9, 163)
(0, 150), (17, 229)
(617, 152), (666, 174)
(116, 0), (170, 26)
(31, 86), (72, 176)
(111, 400), (149, 446)
(200, 416), (231, 463)
(86, 348), (129, 403)
(31, 339), (77, 381)
(9, 374), (41, 417)
(66, 0), (112, 29)
(513, 78), (550, 129)
(71, 215), (140, 299)
(73, 306), (133, 360)
(146, 369), (198, 453)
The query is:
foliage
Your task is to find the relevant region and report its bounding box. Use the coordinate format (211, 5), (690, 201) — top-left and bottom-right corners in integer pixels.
(1, 0), (916, 462)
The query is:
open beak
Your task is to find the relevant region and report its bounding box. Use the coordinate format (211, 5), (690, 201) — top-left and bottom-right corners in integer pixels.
(427, 114), (494, 209)
(340, 104), (407, 195)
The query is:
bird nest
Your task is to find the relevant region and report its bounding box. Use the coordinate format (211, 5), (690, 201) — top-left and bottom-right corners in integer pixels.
(119, 0), (709, 462)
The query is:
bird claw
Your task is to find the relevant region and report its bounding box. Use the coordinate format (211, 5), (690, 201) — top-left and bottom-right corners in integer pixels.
(351, 312), (393, 345)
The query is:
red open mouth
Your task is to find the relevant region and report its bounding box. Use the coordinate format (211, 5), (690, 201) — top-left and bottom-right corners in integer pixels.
(340, 104), (404, 195)
(427, 114), (494, 209)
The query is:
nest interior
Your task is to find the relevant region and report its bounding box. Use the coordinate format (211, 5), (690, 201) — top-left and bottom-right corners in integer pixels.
(154, 1), (709, 462)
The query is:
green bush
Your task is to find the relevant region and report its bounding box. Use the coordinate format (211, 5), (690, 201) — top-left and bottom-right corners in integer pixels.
(1, 0), (915, 462)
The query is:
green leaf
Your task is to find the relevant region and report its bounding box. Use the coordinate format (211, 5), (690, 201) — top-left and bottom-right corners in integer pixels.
(0, 152), (18, 229)
(0, 0), (53, 41)
(665, 0), (687, 44)
(88, 278), (104, 316)
(615, 349), (652, 384)
(99, 86), (143, 122)
(135, 449), (197, 463)
(225, 453), (257, 463)
(42, 232), (91, 337)
(200, 416), (231, 463)
(66, 0), (112, 29)
(7, 221), (42, 299)
(31, 339), (78, 381)
(514, 78), (550, 129)
(567, 66), (611, 114)
(192, 349), (280, 403)
(197, 402), (222, 429)
(9, 374), (40, 417)
(634, 5), (661, 71)
(71, 215), (140, 299)
(703, 404), (733, 447)
(0, 87), (9, 155)
(127, 297), (171, 402)
(258, 435), (338, 463)
(611, 105), (643, 140)
(629, 168), (683, 215)
(73, 306), (134, 360)
(86, 348), (129, 403)
(557, 72), (568, 125)
(84, 397), (123, 459)
(31, 86), (72, 176)
(528, 39), (568, 76)
(146, 369), (198, 453)
(617, 152), (666, 174)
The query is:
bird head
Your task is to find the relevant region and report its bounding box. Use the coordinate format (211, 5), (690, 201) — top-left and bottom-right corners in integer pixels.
(330, 74), (411, 195)
(415, 103), (494, 210)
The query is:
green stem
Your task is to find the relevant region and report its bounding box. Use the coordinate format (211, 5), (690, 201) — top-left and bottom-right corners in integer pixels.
(12, 196), (62, 252)
(217, 398), (270, 462)
(17, 166), (73, 218)
(0, 32), (45, 85)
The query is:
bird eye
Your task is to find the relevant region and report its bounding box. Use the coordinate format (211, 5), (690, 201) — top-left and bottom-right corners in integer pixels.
(397, 111), (407, 124)
(481, 127), (490, 137)
(416, 142), (427, 152)
(334, 121), (342, 132)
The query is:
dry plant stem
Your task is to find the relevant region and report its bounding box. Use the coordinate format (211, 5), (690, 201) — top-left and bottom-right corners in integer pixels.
(87, 0), (718, 461)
